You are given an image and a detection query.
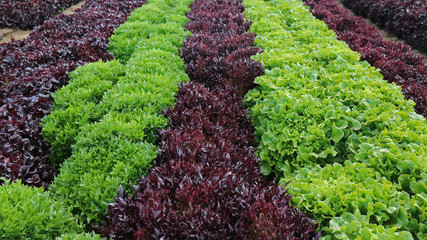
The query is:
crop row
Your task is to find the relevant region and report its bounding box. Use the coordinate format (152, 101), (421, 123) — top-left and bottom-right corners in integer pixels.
(0, 0), (81, 29)
(43, 0), (193, 228)
(243, 0), (426, 239)
(95, 0), (319, 238)
(303, 0), (427, 118)
(342, 0), (426, 54)
(0, 0), (147, 188)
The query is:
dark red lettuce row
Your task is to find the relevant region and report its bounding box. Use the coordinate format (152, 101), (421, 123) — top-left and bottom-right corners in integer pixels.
(0, 0), (147, 188)
(303, 0), (427, 118)
(0, 0), (82, 29)
(181, 32), (262, 94)
(342, 0), (426, 54)
(95, 0), (319, 238)
(180, 0), (263, 94)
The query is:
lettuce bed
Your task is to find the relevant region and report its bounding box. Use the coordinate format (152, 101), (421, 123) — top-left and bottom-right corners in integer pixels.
(0, 0), (147, 188)
(43, 0), (192, 228)
(243, 0), (426, 239)
(94, 0), (319, 238)
(302, 0), (427, 118)
(342, 0), (426, 54)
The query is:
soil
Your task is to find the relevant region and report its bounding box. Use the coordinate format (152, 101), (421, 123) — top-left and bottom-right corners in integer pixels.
(0, 1), (86, 44)
(335, 0), (427, 61)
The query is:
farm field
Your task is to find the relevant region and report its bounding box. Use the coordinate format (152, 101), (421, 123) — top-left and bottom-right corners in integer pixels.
(0, 0), (426, 239)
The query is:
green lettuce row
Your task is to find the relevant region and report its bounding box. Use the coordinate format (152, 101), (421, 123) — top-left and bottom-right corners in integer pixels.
(108, 0), (191, 64)
(42, 0), (192, 227)
(42, 0), (191, 169)
(0, 179), (84, 239)
(243, 0), (426, 239)
(42, 60), (125, 168)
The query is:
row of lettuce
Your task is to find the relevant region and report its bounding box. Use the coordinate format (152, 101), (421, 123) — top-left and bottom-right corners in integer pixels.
(1, 0), (191, 238)
(0, 0), (147, 188)
(303, 0), (427, 118)
(43, 0), (193, 228)
(243, 0), (426, 239)
(342, 0), (426, 54)
(0, 0), (82, 29)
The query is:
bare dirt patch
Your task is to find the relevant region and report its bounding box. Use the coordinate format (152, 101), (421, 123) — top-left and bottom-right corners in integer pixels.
(0, 28), (32, 43)
(0, 1), (86, 44)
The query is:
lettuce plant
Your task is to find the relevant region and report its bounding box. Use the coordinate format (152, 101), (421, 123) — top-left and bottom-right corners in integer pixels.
(280, 162), (423, 238)
(0, 179), (82, 239)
